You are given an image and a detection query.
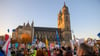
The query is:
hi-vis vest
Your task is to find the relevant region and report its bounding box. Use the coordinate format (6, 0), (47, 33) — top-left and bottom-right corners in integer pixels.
(30, 50), (37, 56)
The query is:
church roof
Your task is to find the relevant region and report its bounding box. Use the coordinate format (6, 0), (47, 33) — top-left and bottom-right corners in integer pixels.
(58, 10), (62, 16)
(16, 25), (61, 32)
(34, 27), (61, 32)
(16, 25), (23, 29)
(26, 22), (30, 27)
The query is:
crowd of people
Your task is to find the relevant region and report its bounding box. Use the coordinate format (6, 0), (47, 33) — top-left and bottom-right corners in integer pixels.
(0, 38), (100, 56)
(0, 42), (100, 56)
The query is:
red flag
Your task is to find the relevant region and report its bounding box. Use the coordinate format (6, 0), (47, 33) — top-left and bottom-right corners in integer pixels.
(2, 37), (11, 55)
(47, 50), (51, 56)
(5, 34), (9, 41)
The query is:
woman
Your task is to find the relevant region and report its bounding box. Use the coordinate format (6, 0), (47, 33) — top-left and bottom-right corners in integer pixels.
(77, 43), (96, 56)
(52, 48), (57, 56)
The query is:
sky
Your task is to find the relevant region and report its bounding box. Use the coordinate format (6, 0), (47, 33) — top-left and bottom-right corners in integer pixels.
(0, 0), (100, 39)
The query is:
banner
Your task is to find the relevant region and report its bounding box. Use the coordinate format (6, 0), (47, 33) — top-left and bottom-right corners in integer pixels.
(32, 36), (37, 45)
(56, 31), (61, 48)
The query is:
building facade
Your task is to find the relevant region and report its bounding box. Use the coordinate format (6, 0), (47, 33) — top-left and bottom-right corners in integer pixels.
(12, 3), (72, 44)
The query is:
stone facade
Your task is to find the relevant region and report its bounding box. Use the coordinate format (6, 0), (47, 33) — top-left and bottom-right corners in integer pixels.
(58, 3), (72, 43)
(12, 3), (72, 44)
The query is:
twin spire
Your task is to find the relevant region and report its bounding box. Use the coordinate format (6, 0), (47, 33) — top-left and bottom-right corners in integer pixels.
(64, 2), (67, 8)
(58, 2), (69, 16)
(23, 21), (34, 27)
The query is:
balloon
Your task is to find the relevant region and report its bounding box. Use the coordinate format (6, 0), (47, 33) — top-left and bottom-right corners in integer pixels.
(97, 32), (100, 38)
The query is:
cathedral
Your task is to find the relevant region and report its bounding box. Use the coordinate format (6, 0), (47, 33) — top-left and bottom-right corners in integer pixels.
(12, 3), (72, 44)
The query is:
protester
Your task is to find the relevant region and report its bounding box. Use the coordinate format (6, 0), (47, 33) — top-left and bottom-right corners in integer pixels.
(16, 49), (24, 56)
(77, 43), (96, 56)
(11, 48), (16, 56)
(42, 47), (48, 56)
(66, 46), (73, 56)
(36, 48), (44, 56)
(24, 48), (29, 56)
(7, 48), (11, 56)
(52, 48), (57, 56)
(56, 49), (63, 56)
(74, 46), (77, 55)
(0, 46), (5, 56)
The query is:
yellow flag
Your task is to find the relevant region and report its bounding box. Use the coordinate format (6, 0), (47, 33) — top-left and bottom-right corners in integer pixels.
(45, 37), (49, 49)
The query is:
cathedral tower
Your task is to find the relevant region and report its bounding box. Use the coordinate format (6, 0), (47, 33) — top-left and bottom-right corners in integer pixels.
(58, 2), (72, 43)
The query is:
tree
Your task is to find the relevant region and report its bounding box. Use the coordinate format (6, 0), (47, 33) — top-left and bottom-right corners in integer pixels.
(21, 33), (31, 48)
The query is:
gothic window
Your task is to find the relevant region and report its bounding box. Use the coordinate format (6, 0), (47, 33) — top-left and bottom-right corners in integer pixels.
(58, 17), (62, 25)
(37, 32), (39, 39)
(67, 27), (70, 31)
(42, 32), (45, 38)
(50, 35), (52, 41)
(65, 16), (68, 21)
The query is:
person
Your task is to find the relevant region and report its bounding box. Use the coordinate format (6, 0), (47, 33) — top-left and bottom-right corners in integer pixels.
(93, 46), (99, 56)
(61, 47), (67, 56)
(36, 48), (44, 56)
(11, 48), (16, 56)
(52, 48), (57, 56)
(77, 43), (96, 56)
(74, 46), (77, 55)
(24, 48), (28, 56)
(66, 46), (73, 56)
(42, 47), (48, 56)
(56, 49), (63, 56)
(16, 50), (24, 56)
(30, 48), (37, 56)
(0, 46), (5, 56)
(7, 48), (11, 56)
(98, 46), (100, 56)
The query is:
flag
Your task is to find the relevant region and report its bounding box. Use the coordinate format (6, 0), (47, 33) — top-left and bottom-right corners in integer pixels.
(45, 36), (49, 49)
(5, 34), (9, 41)
(56, 31), (61, 48)
(32, 36), (37, 45)
(47, 50), (51, 56)
(97, 32), (100, 38)
(2, 37), (11, 56)
(15, 42), (18, 48)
